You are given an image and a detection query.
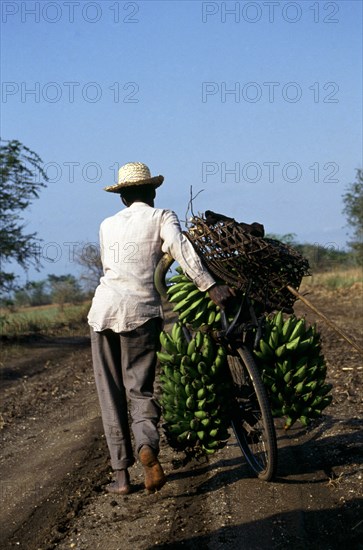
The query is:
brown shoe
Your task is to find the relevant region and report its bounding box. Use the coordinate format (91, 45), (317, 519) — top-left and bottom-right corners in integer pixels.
(139, 445), (166, 493)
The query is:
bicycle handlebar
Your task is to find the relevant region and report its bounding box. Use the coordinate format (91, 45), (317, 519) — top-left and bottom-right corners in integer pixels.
(154, 253), (174, 298)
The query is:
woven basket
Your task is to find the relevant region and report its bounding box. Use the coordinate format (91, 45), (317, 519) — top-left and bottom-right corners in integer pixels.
(186, 214), (310, 313)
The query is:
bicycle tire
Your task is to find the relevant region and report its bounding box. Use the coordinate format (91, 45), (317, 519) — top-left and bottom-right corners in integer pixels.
(227, 345), (277, 481)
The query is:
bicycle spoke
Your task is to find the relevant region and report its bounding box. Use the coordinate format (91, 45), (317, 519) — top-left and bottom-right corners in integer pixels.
(228, 347), (277, 481)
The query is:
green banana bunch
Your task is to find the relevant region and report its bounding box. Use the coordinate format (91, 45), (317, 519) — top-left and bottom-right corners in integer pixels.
(254, 311), (333, 430)
(158, 322), (232, 458)
(166, 268), (222, 329)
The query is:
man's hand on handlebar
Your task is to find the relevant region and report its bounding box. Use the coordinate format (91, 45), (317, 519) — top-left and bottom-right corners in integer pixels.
(208, 284), (236, 310)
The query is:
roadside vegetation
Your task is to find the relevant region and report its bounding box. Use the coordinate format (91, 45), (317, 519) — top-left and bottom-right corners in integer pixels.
(1, 250), (361, 340)
(0, 301), (90, 339)
(303, 267), (363, 290)
(0, 273), (91, 339)
(1, 140), (361, 340)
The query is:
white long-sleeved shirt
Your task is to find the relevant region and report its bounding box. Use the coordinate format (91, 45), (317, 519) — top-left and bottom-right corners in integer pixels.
(87, 202), (215, 332)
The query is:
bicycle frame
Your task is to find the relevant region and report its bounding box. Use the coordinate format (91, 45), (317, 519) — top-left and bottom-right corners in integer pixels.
(216, 284), (265, 352)
(154, 253), (278, 480)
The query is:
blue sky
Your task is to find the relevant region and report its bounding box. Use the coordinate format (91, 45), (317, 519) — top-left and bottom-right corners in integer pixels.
(1, 0), (362, 284)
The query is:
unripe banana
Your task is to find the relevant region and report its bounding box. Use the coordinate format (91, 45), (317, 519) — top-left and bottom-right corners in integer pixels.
(201, 374), (211, 384)
(320, 395), (333, 409)
(168, 289), (192, 303)
(186, 365), (199, 378)
(198, 398), (207, 410)
(163, 364), (175, 379)
(185, 383), (193, 397)
(177, 430), (190, 443)
(161, 393), (175, 407)
(284, 416), (295, 430)
(204, 439), (219, 449)
(289, 318), (305, 341)
(160, 331), (178, 355)
(275, 343), (287, 358)
(197, 361), (208, 375)
(202, 446), (216, 455)
(214, 353), (226, 369)
(283, 370), (293, 384)
(167, 274), (185, 284)
(294, 381), (305, 394)
(197, 387), (207, 400)
(177, 295), (206, 317)
(194, 410), (208, 420)
(171, 321), (179, 342)
(282, 358), (291, 374)
(191, 303), (209, 324)
(166, 282), (185, 296)
(293, 365), (308, 381)
(286, 336), (301, 351)
(201, 417), (211, 427)
(157, 351), (175, 364)
(281, 317), (294, 342)
(187, 338), (196, 356)
(269, 326), (279, 350)
(298, 336), (314, 353)
(299, 415), (309, 427)
(207, 310), (216, 326)
(190, 418), (200, 430)
(164, 379), (176, 394)
(173, 371), (182, 385)
(186, 288), (204, 302)
(305, 365), (319, 382)
(260, 340), (274, 359)
(195, 330), (204, 350)
(168, 280), (195, 295)
(191, 352), (202, 365)
(173, 297), (193, 313)
(202, 333), (214, 366)
(181, 355), (191, 368)
(274, 310), (284, 332)
(186, 396), (195, 410)
(294, 356), (309, 370)
(176, 336), (187, 355)
(206, 394), (216, 405)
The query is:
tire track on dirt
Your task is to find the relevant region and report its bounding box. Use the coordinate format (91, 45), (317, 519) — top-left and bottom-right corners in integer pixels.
(1, 290), (362, 549)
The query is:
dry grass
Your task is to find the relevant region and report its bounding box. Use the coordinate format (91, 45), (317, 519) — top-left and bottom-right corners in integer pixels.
(302, 267), (363, 290)
(0, 302), (91, 338)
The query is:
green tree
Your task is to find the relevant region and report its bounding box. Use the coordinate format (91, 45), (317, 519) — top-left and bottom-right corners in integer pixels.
(29, 280), (51, 306)
(13, 279), (51, 308)
(343, 169), (363, 265)
(0, 139), (49, 295)
(295, 243), (351, 272)
(265, 233), (298, 245)
(48, 274), (83, 311)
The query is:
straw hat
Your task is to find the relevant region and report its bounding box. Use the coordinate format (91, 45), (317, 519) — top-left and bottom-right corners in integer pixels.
(104, 162), (164, 193)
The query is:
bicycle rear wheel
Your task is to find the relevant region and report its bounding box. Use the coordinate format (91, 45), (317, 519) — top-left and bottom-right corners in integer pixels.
(228, 345), (277, 481)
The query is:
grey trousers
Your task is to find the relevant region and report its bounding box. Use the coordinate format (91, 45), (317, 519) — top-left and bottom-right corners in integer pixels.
(90, 318), (162, 470)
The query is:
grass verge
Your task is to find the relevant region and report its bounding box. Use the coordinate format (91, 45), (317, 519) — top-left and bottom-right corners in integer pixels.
(0, 302), (91, 339)
(302, 267), (363, 290)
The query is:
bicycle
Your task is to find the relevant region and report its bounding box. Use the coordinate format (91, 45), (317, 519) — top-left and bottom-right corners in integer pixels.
(155, 253), (278, 482)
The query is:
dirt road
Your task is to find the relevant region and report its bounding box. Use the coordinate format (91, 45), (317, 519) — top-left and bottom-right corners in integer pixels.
(1, 288), (362, 549)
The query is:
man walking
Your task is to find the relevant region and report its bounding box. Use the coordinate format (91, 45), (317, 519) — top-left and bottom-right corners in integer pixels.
(88, 162), (233, 495)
